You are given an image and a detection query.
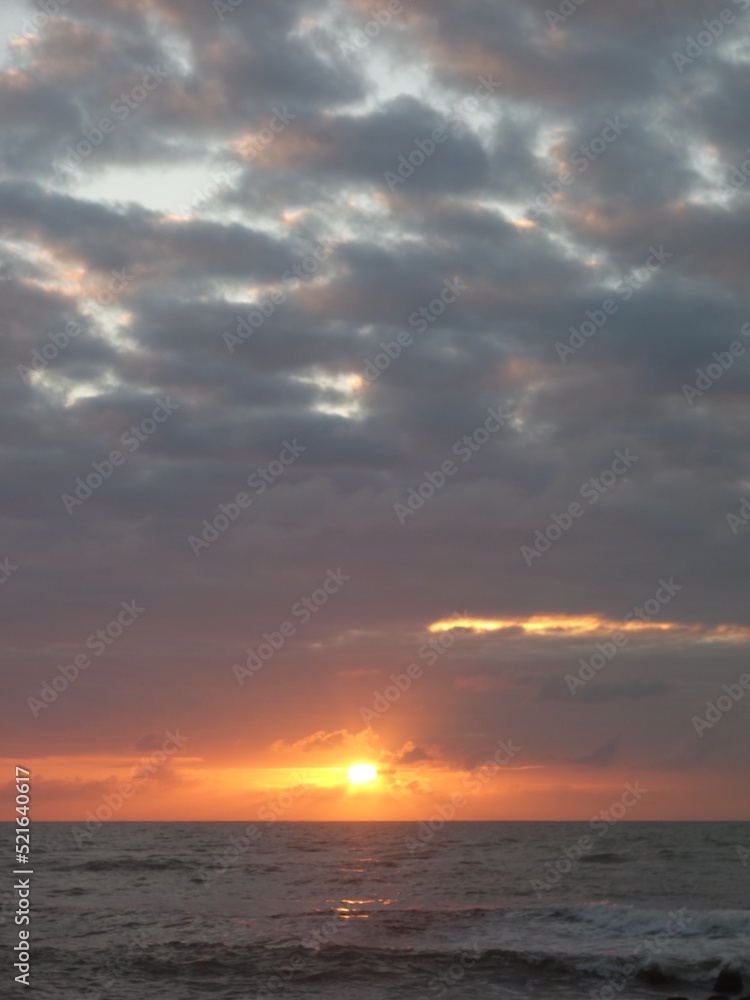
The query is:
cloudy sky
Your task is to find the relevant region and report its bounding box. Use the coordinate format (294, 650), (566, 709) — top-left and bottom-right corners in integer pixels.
(1, 0), (749, 821)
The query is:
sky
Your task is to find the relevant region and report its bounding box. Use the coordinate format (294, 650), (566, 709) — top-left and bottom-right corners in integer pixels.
(1, 0), (750, 822)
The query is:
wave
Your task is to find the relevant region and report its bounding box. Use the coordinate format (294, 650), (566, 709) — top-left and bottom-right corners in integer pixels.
(268, 902), (750, 982)
(74, 936), (748, 991)
(58, 857), (194, 873)
(580, 851), (629, 863)
(33, 902), (749, 995)
(291, 900), (750, 937)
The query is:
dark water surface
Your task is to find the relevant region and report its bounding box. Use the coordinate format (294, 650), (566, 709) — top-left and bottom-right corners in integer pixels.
(3, 821), (749, 999)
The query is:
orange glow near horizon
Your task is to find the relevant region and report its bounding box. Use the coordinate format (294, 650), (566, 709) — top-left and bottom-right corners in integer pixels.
(5, 754), (749, 821)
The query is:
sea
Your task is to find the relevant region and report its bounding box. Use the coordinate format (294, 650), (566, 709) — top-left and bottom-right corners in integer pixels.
(3, 821), (749, 1000)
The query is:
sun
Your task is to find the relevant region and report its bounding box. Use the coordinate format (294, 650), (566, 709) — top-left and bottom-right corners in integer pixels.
(348, 763), (377, 785)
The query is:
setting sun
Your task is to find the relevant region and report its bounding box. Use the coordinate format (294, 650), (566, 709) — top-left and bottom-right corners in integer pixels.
(348, 763), (377, 785)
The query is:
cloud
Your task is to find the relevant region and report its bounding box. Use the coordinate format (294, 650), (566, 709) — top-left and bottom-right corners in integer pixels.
(575, 735), (621, 768)
(2, 0), (750, 818)
(269, 727), (378, 758)
(540, 678), (674, 702)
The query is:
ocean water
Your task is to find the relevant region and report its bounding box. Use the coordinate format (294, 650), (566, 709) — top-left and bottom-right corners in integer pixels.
(4, 821), (749, 999)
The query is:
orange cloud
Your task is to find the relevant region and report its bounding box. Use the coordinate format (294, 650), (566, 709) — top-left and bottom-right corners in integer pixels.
(428, 613), (750, 642)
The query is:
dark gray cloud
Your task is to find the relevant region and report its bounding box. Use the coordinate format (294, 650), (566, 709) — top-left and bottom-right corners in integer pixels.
(575, 735), (621, 768)
(540, 678), (674, 703)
